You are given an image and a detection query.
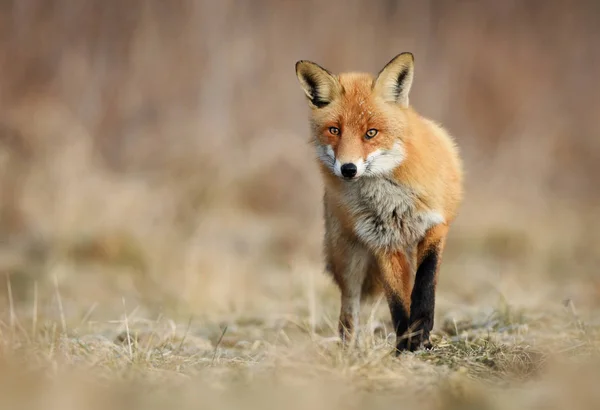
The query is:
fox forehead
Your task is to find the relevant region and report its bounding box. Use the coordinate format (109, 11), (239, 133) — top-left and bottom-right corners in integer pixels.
(337, 72), (375, 97)
(312, 72), (384, 131)
(337, 73), (380, 130)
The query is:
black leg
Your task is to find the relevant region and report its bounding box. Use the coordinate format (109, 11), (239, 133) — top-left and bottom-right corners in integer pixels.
(407, 242), (441, 351)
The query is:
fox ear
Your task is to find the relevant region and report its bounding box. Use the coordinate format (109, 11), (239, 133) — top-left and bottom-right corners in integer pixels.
(373, 52), (414, 107)
(295, 60), (341, 108)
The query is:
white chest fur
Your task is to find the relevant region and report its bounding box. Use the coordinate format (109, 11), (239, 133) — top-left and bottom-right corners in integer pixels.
(340, 177), (444, 252)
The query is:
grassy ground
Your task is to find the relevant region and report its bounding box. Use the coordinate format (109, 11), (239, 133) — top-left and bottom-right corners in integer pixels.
(1, 252), (599, 410)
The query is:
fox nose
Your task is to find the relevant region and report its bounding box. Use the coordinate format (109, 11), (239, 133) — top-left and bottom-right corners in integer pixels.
(340, 163), (358, 179)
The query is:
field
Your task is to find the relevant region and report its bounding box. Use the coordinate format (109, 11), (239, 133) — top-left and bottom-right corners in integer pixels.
(1, 1), (600, 409)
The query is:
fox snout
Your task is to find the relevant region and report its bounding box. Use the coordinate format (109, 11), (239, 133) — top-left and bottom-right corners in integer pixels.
(334, 156), (365, 180)
(340, 163), (357, 179)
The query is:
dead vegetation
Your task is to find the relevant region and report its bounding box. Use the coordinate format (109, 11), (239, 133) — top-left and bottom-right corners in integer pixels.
(0, 1), (599, 409)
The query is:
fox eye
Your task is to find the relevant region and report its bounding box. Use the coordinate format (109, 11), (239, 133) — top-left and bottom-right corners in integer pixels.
(329, 127), (340, 136)
(365, 128), (378, 139)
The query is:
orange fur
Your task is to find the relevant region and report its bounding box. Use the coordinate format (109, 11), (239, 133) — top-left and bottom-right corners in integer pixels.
(295, 53), (463, 352)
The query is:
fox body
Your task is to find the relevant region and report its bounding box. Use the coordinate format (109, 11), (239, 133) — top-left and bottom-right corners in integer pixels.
(295, 53), (463, 353)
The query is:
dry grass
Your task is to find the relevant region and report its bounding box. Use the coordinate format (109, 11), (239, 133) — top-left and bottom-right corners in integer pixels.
(1, 1), (600, 409)
(0, 288), (598, 410)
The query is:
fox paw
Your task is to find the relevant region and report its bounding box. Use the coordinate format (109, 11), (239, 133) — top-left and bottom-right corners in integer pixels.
(394, 331), (433, 354)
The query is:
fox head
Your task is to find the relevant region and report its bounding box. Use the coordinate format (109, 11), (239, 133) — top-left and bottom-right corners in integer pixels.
(295, 53), (415, 180)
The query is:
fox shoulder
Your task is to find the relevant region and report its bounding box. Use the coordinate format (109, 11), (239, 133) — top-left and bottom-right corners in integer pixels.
(404, 113), (464, 222)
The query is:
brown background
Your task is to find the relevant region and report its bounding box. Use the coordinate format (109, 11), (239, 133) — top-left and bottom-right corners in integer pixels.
(1, 0), (599, 321)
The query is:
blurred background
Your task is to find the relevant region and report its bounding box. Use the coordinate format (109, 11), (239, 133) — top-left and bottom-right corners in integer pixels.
(0, 0), (599, 324)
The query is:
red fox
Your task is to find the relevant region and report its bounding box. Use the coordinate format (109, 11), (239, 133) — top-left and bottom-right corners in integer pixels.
(295, 53), (463, 353)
